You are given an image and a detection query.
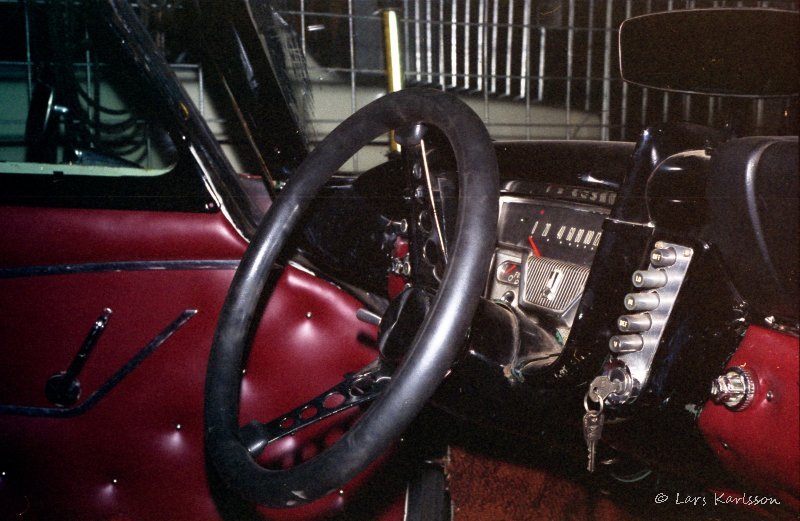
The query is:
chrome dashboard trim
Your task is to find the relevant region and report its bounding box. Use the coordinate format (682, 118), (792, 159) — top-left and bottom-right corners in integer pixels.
(499, 194), (611, 219)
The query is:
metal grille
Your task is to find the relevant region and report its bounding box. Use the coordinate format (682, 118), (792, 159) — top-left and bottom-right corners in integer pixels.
(398, 0), (800, 140)
(522, 256), (590, 313)
(279, 0), (798, 172)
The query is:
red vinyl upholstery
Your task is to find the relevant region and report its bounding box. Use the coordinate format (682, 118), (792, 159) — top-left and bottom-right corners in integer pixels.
(0, 206), (247, 268)
(0, 245), (401, 519)
(699, 326), (800, 510)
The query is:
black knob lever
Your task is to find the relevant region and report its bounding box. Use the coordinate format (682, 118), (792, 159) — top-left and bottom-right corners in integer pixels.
(45, 308), (112, 407)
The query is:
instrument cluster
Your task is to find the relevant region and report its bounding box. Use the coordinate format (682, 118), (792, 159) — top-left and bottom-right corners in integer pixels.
(488, 194), (609, 328)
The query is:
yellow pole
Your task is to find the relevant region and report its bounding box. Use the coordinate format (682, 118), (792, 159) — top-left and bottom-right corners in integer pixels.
(383, 9), (403, 152)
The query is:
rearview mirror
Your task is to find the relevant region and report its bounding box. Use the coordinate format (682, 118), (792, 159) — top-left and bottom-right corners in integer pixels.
(619, 9), (799, 97)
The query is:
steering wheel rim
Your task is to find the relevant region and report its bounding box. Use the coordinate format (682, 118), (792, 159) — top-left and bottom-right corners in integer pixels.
(204, 88), (499, 508)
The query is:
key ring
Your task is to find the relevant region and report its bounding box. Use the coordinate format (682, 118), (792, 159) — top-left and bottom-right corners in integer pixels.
(583, 388), (604, 415)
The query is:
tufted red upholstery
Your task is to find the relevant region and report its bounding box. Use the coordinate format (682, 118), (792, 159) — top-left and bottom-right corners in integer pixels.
(0, 266), (405, 520)
(0, 206), (404, 520)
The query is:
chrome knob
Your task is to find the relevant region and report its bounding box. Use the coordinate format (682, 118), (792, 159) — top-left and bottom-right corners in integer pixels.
(632, 269), (668, 289)
(624, 292), (660, 311)
(650, 247), (677, 267)
(617, 313), (652, 333)
(710, 367), (756, 411)
(609, 334), (644, 353)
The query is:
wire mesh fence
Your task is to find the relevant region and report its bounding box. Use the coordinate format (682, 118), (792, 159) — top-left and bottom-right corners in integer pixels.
(2, 1), (796, 175)
(281, 0), (798, 150)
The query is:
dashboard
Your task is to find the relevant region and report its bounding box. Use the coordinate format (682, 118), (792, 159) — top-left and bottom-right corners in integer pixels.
(306, 132), (798, 513)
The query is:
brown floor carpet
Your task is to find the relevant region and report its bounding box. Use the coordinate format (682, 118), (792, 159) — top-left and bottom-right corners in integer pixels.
(447, 446), (639, 521)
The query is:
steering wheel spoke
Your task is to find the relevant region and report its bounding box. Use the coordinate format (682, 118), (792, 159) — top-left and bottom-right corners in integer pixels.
(239, 362), (392, 457)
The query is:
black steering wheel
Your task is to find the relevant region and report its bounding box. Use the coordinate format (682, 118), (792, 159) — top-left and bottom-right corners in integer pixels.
(204, 88), (499, 508)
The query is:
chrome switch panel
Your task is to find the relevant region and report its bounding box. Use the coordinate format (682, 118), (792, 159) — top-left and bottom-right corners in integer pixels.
(605, 241), (694, 405)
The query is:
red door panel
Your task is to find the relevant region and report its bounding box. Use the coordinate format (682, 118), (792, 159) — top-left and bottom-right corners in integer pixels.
(0, 207), (401, 520)
(0, 206), (247, 268)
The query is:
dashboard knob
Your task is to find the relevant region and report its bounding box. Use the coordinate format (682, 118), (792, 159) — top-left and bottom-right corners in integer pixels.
(710, 367), (756, 411)
(617, 313), (652, 333)
(632, 269), (668, 289)
(650, 247), (677, 267)
(609, 334), (644, 353)
(623, 292), (660, 311)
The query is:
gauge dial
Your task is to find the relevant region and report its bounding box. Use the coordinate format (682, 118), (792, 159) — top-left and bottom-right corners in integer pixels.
(496, 260), (521, 285)
(498, 200), (608, 267)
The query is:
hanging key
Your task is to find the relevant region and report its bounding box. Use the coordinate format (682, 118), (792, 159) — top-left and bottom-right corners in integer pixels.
(583, 385), (605, 473)
(583, 410), (604, 472)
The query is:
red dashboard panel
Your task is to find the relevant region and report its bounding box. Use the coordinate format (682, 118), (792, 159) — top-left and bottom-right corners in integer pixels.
(698, 325), (800, 509)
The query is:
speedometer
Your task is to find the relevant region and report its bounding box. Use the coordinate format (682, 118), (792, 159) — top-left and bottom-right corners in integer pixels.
(498, 200), (608, 266)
